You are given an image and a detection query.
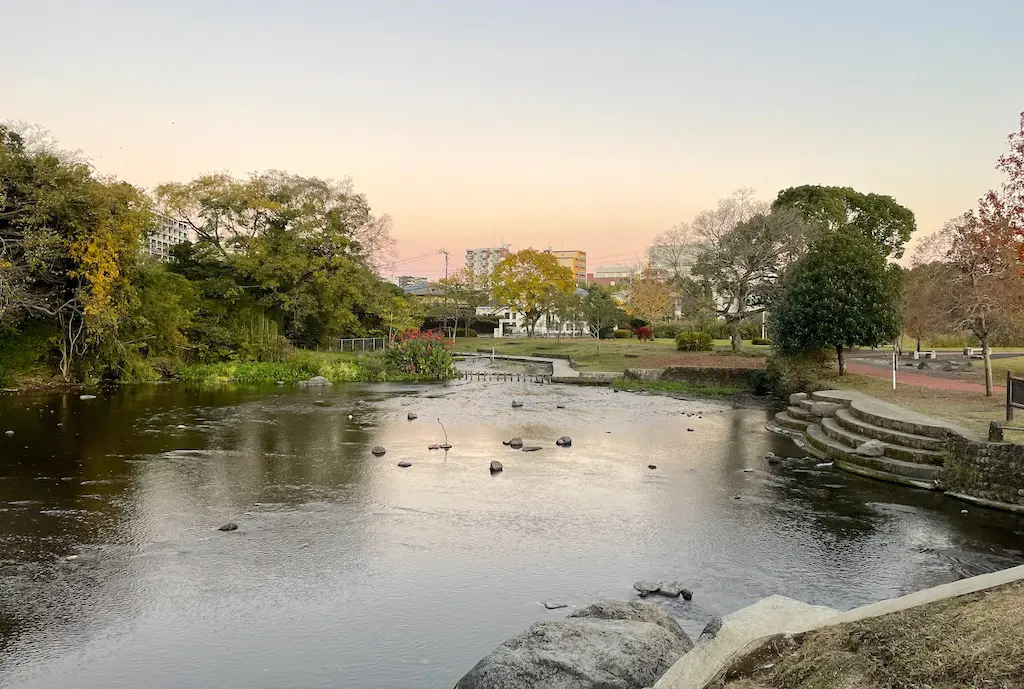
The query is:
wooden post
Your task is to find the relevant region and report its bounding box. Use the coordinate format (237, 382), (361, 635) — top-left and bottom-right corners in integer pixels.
(1009, 370), (1014, 422)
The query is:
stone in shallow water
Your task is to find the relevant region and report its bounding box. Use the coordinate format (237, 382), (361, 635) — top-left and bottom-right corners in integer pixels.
(511, 400), (523, 408)
(556, 405), (566, 409)
(543, 601), (568, 610)
(371, 446), (386, 456)
(407, 412), (417, 420)
(490, 461), (503, 473)
(508, 437), (523, 449)
(397, 461), (412, 468)
(80, 394), (97, 400)
(218, 523), (238, 532)
(648, 464), (657, 470)
(633, 580), (661, 596)
(658, 582), (688, 598)
(556, 436), (572, 447)
(521, 446), (542, 452)
(428, 444), (440, 450)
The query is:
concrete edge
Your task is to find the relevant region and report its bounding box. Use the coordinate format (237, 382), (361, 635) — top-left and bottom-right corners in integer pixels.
(945, 491), (1024, 515)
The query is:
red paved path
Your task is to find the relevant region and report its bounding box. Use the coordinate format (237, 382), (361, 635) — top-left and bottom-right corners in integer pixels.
(847, 362), (1005, 393)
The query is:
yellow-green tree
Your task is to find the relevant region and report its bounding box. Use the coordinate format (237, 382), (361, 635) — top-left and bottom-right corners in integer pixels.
(627, 271), (673, 323)
(490, 249), (574, 337)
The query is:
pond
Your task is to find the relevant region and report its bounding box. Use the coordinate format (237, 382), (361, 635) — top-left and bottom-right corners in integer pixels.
(1, 381), (1023, 688)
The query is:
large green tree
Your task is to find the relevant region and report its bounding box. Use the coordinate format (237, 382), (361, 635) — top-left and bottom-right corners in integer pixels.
(770, 230), (903, 375)
(489, 249), (575, 336)
(581, 286), (624, 352)
(773, 185), (916, 259)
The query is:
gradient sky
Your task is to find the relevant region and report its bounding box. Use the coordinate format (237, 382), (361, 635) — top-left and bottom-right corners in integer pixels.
(4, 0), (1022, 278)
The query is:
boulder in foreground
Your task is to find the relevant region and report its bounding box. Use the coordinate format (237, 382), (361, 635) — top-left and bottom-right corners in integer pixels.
(455, 600), (692, 689)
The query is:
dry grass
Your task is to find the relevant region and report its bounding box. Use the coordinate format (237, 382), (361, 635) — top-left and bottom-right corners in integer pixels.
(836, 374), (1004, 437)
(717, 581), (1024, 689)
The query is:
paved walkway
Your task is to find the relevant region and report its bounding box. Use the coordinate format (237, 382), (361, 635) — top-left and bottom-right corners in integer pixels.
(847, 362), (1004, 393)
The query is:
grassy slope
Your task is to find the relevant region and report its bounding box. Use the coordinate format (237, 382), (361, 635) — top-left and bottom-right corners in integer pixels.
(177, 351), (384, 384)
(836, 374), (1004, 437)
(454, 337), (768, 373)
(716, 580), (1024, 689)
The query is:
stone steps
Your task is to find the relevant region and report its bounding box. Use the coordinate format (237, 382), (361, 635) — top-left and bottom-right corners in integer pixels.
(805, 424), (940, 489)
(820, 417), (947, 466)
(797, 399), (813, 412)
(843, 400), (954, 440)
(788, 406), (813, 421)
(774, 411), (810, 432)
(834, 408), (945, 452)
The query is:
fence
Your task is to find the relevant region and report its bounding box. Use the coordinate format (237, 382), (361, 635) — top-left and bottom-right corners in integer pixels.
(330, 337), (388, 352)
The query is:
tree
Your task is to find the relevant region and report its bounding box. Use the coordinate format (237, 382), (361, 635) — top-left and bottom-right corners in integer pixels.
(649, 224), (700, 284)
(581, 286), (624, 353)
(773, 185), (916, 259)
(548, 290), (584, 341)
(439, 268), (489, 337)
(0, 124), (150, 380)
(770, 230), (903, 376)
(902, 262), (956, 352)
(489, 249), (575, 337)
(688, 195), (807, 351)
(626, 271), (673, 323)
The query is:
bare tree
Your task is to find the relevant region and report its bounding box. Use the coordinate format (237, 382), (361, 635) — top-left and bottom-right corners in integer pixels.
(684, 190), (807, 350)
(649, 223), (700, 283)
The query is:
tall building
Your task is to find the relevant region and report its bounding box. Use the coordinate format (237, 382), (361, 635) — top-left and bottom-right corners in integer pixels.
(549, 249), (587, 284)
(588, 264), (636, 287)
(397, 276), (428, 290)
(465, 246), (510, 277)
(144, 214), (191, 261)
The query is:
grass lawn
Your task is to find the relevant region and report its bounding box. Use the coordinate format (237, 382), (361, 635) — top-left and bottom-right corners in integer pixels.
(453, 337), (768, 373)
(717, 580), (1024, 689)
(836, 374), (1004, 437)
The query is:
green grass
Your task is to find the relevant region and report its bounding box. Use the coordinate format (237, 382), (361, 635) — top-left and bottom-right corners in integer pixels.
(454, 337), (767, 373)
(612, 378), (743, 396)
(177, 351), (394, 385)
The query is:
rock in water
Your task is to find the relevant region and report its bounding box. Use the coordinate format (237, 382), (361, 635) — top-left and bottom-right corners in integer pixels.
(407, 412), (417, 421)
(455, 600), (692, 689)
(490, 461), (503, 473)
(508, 437), (524, 449)
(217, 523), (238, 532)
(543, 601), (568, 610)
(397, 461), (412, 468)
(658, 582), (688, 598)
(79, 394), (97, 400)
(687, 428), (694, 432)
(648, 464), (657, 470)
(699, 616), (723, 642)
(633, 580), (661, 596)
(511, 400), (524, 408)
(428, 444), (440, 450)
(556, 436), (572, 447)
(4, 430), (12, 436)
(556, 405), (566, 409)
(856, 440), (885, 457)
(521, 446), (542, 452)
(371, 446), (387, 457)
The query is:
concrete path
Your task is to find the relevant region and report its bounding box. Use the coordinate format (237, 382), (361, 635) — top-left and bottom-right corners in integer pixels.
(847, 361), (1005, 393)
(455, 352), (579, 378)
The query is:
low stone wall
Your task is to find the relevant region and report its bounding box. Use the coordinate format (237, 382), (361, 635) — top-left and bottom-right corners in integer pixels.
(943, 434), (1024, 510)
(658, 366), (763, 388)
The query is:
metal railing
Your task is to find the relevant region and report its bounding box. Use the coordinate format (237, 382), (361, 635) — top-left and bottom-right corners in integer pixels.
(330, 337), (388, 352)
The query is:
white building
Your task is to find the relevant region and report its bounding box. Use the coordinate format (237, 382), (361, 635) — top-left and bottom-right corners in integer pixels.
(477, 288), (592, 338)
(593, 264), (636, 279)
(396, 276), (428, 290)
(145, 215), (192, 261)
(465, 246), (510, 277)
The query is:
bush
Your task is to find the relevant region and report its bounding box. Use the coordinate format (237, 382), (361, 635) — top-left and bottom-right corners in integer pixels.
(383, 330), (456, 379)
(675, 331), (713, 351)
(462, 328), (478, 337)
(751, 337), (770, 346)
(613, 329), (633, 339)
(764, 348), (838, 396)
(653, 323), (680, 339)
(635, 325), (654, 342)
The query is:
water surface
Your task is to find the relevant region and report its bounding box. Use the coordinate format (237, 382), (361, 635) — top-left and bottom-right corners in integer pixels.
(1, 380), (1022, 688)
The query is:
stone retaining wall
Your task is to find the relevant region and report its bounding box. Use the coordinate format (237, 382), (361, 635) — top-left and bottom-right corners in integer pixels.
(943, 434), (1024, 509)
(658, 366), (763, 388)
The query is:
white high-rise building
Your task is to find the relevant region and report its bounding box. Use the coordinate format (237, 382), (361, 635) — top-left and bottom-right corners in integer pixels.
(464, 246), (510, 277)
(145, 214), (192, 261)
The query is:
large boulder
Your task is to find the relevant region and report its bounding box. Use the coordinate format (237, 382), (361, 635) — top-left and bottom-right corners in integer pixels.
(455, 601), (692, 689)
(788, 392), (808, 405)
(809, 401), (840, 418)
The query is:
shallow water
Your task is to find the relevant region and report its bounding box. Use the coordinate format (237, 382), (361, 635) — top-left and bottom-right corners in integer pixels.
(1, 381), (1022, 688)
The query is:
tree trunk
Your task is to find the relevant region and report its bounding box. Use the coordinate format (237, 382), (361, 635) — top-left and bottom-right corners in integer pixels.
(916, 337), (921, 352)
(729, 319), (743, 352)
(982, 336), (993, 397)
(836, 345), (846, 376)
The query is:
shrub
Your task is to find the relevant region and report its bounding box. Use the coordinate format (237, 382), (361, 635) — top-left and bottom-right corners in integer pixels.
(751, 337), (770, 346)
(675, 331), (713, 351)
(383, 330), (456, 379)
(636, 325), (654, 342)
(462, 328), (478, 337)
(613, 329), (633, 339)
(653, 323), (680, 339)
(764, 348), (838, 396)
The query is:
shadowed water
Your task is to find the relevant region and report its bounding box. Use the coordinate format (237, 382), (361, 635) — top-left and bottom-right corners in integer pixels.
(1, 381), (1022, 688)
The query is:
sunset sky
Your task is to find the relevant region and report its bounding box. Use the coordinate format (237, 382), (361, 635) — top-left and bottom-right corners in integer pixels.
(5, 0), (1022, 278)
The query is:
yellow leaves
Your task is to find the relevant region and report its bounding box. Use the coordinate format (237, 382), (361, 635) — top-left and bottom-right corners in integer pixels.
(490, 249), (575, 318)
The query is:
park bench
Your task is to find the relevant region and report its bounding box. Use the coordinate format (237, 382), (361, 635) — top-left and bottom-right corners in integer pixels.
(910, 350), (937, 360)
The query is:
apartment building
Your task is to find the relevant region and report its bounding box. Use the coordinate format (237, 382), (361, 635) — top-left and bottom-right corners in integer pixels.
(464, 246), (510, 277)
(144, 214), (192, 261)
(549, 249), (587, 284)
(396, 276), (429, 290)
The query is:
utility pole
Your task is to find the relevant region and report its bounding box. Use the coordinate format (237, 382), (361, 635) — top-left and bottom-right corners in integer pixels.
(439, 248), (450, 336)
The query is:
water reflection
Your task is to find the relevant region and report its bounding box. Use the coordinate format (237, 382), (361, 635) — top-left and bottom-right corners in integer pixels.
(0, 382), (1022, 688)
